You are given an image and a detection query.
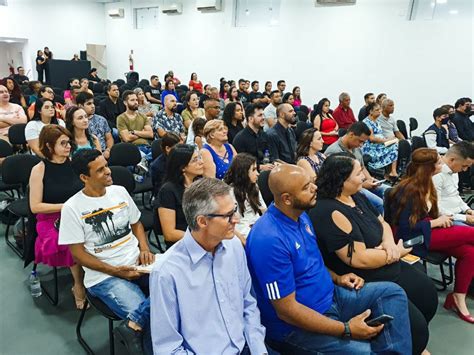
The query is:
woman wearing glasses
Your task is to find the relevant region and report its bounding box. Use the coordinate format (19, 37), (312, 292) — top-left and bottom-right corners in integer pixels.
(29, 125), (86, 309)
(27, 85), (65, 120)
(155, 144), (204, 248)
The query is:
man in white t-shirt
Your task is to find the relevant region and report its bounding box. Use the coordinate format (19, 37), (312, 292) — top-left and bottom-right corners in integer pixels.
(59, 149), (154, 354)
(0, 84), (27, 142)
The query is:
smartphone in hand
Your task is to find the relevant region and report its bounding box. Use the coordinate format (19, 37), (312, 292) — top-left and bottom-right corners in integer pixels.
(366, 314), (394, 327)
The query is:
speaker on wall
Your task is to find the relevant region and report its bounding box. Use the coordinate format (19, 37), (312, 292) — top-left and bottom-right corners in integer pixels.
(80, 51), (87, 61)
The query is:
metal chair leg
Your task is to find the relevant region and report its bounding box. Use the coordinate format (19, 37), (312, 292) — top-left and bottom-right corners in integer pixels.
(76, 299), (94, 355)
(39, 265), (59, 306)
(109, 319), (115, 355)
(5, 213), (24, 259)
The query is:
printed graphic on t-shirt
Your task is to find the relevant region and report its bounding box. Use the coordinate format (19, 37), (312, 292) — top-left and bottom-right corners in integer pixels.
(81, 201), (132, 253)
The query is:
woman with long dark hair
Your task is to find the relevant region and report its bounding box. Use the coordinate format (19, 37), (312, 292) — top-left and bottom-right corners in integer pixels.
(25, 98), (65, 156)
(155, 144), (203, 248)
(65, 106), (101, 155)
(388, 148), (474, 323)
(181, 91), (205, 130)
(27, 85), (65, 120)
(310, 153), (438, 354)
(313, 98), (339, 148)
(160, 79), (179, 103)
(222, 101), (244, 144)
(188, 72), (203, 93)
(2, 77), (26, 108)
(224, 153), (266, 244)
(296, 128), (326, 181)
(282, 92), (295, 106)
(219, 81), (230, 100)
(292, 86), (302, 108)
(225, 86), (239, 106)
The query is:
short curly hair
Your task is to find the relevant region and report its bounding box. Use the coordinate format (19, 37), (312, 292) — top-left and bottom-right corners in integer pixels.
(316, 153), (356, 199)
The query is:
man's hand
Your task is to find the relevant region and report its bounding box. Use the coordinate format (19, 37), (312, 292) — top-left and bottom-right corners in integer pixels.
(113, 265), (141, 280)
(466, 214), (474, 225)
(466, 209), (474, 216)
(362, 179), (378, 190)
(336, 273), (364, 290)
(260, 163), (275, 171)
(348, 309), (384, 340)
(103, 149), (110, 160)
(138, 250), (155, 266)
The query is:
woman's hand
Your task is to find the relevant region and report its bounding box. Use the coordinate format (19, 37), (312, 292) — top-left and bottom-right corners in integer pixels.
(376, 240), (400, 264)
(395, 239), (412, 258)
(432, 215), (454, 228)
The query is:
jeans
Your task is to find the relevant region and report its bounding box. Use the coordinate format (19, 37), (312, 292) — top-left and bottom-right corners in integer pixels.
(137, 144), (153, 163)
(88, 275), (152, 354)
(361, 183), (390, 215)
(282, 282), (412, 355)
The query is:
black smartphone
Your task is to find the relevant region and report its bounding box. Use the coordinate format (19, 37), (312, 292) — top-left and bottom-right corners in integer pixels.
(403, 235), (424, 248)
(366, 314), (394, 327)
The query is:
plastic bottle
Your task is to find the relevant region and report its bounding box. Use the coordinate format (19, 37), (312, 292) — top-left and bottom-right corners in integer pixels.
(262, 149), (270, 165)
(29, 271), (42, 298)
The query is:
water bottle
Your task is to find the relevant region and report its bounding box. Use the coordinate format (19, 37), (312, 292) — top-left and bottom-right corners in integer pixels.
(29, 270), (42, 298)
(262, 149), (270, 165)
(133, 173), (144, 183)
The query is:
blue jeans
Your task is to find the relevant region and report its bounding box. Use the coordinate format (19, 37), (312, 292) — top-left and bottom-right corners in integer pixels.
(137, 144), (153, 163)
(88, 275), (152, 354)
(283, 282), (412, 354)
(361, 183), (390, 215)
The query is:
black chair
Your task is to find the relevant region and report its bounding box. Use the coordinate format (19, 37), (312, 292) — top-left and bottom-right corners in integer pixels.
(138, 79), (150, 89)
(76, 291), (121, 355)
(258, 170), (273, 206)
(411, 136), (426, 152)
(7, 123), (28, 153)
(0, 139), (21, 198)
(397, 139), (411, 175)
(422, 251), (454, 291)
(2, 154), (40, 258)
(396, 120), (409, 140)
(409, 117), (418, 138)
(151, 139), (162, 160)
(338, 128), (347, 137)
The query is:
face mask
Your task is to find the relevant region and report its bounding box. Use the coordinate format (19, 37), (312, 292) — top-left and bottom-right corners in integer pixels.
(441, 117), (449, 125)
(449, 113), (455, 120)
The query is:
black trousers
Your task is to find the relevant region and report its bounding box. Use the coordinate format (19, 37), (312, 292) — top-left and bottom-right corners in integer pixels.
(36, 68), (44, 83)
(396, 262), (438, 355)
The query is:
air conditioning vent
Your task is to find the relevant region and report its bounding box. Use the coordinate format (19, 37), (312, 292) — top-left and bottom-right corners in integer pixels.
(197, 0), (221, 11)
(316, 0), (356, 6)
(162, 2), (183, 14)
(108, 8), (124, 18)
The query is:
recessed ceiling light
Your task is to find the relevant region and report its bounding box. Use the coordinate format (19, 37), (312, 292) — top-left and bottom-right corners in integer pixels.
(436, 0), (448, 4)
(449, 9), (459, 15)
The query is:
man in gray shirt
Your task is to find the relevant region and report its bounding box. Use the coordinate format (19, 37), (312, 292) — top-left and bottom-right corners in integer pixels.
(377, 99), (405, 140)
(263, 90), (282, 131)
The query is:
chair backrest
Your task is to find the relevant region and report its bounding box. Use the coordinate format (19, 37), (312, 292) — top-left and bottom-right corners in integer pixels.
(109, 166), (135, 195)
(383, 187), (394, 225)
(151, 138), (163, 160)
(397, 139), (412, 174)
(7, 123), (27, 145)
(0, 139), (13, 158)
(409, 117), (418, 137)
(338, 128), (347, 137)
(396, 120), (408, 139)
(363, 154), (372, 167)
(257, 170), (273, 206)
(411, 136), (427, 152)
(108, 142), (141, 167)
(2, 154), (41, 190)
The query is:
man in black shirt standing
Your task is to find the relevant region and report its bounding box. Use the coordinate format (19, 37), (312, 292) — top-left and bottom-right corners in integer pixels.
(233, 104), (274, 171)
(237, 78), (249, 105)
(145, 75), (162, 106)
(267, 103), (297, 164)
(99, 83), (126, 135)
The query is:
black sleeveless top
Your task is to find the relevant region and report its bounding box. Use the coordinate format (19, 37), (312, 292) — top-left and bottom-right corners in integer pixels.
(42, 159), (83, 204)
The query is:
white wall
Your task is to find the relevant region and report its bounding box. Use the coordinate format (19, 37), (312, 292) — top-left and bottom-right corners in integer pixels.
(0, 0), (106, 82)
(104, 0), (473, 132)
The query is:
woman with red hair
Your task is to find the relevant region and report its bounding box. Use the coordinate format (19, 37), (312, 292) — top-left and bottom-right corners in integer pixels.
(388, 148), (474, 324)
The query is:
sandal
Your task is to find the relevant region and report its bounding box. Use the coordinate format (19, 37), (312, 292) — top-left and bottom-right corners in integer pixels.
(71, 287), (89, 310)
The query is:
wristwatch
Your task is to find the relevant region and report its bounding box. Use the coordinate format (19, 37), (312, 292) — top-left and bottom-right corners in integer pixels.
(130, 130), (135, 135)
(342, 322), (351, 339)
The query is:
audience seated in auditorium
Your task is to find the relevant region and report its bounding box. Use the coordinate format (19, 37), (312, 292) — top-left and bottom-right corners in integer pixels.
(325, 122), (388, 215)
(151, 178), (267, 354)
(64, 78), (80, 105)
(155, 144), (203, 248)
(144, 75), (162, 106)
(28, 85), (65, 120)
(59, 149), (153, 354)
(237, 79), (250, 105)
(64, 85), (80, 110)
(296, 128), (326, 181)
(160, 79), (179, 104)
(378, 99), (405, 140)
(277, 79), (286, 94)
(201, 119), (237, 179)
(185, 98), (220, 145)
(262, 81), (272, 103)
(181, 91), (205, 131)
(13, 66), (29, 85)
(219, 81), (230, 100)
(222, 101), (244, 144)
(199, 84), (211, 107)
(29, 125), (86, 309)
(313, 98), (339, 149)
(388, 148), (474, 323)
(150, 132), (181, 197)
(191, 118), (206, 149)
(209, 86), (225, 117)
(292, 86), (302, 108)
(188, 72), (203, 93)
(249, 80), (266, 106)
(133, 87), (157, 118)
(267, 103), (297, 164)
(26, 99), (65, 156)
(246, 164), (412, 354)
(358, 92), (375, 121)
(440, 104), (461, 144)
(310, 154), (437, 354)
(452, 98), (474, 142)
(76, 92), (113, 159)
(433, 141), (474, 225)
(362, 102), (399, 179)
(65, 107), (101, 155)
(2, 77), (26, 108)
(282, 92), (295, 107)
(28, 81), (42, 105)
(332, 92), (357, 129)
(424, 107), (450, 154)
(0, 84), (27, 142)
(233, 103), (274, 171)
(224, 153), (267, 244)
(152, 94), (185, 139)
(99, 83), (125, 132)
(79, 78), (93, 95)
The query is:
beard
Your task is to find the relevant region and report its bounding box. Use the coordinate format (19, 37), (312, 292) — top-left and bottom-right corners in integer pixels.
(293, 194), (316, 211)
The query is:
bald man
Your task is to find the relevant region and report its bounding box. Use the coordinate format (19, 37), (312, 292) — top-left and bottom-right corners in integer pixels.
(246, 165), (411, 354)
(266, 103), (297, 164)
(152, 94), (185, 138)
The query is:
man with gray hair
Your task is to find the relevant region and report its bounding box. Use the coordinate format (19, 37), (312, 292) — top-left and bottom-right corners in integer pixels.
(150, 178), (268, 355)
(378, 99), (405, 140)
(332, 92), (356, 129)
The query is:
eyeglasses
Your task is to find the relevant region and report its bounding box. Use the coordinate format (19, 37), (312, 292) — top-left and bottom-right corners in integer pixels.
(59, 140), (71, 147)
(205, 205), (238, 223)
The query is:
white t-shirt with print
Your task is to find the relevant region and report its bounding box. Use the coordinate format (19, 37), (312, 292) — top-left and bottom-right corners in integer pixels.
(59, 185), (141, 288)
(25, 119), (66, 141)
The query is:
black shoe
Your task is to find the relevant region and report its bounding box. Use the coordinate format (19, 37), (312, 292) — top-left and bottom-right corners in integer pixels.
(114, 320), (144, 355)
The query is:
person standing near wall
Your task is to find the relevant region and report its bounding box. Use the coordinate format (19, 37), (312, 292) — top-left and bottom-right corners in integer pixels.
(35, 50), (46, 83)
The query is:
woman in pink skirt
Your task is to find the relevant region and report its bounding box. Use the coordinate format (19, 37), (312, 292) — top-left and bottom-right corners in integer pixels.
(29, 124), (86, 309)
